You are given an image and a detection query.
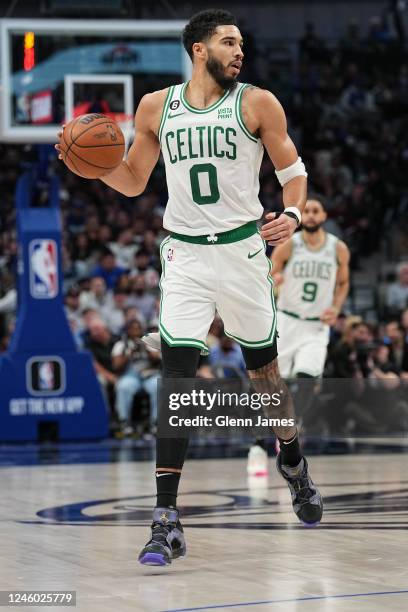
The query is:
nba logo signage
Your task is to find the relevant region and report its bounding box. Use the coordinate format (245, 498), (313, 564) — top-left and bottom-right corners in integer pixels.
(26, 356), (65, 396)
(29, 239), (58, 298)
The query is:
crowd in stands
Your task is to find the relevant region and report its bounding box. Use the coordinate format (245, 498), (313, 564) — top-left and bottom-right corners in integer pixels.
(0, 14), (408, 436)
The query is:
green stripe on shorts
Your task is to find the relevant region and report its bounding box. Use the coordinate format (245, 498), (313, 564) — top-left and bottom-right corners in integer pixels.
(158, 236), (209, 353)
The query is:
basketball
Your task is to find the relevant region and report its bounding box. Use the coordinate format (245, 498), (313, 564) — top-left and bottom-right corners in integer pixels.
(59, 114), (125, 179)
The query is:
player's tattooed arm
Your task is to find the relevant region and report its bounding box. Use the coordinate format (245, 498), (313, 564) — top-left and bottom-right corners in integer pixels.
(320, 240), (350, 325)
(100, 89), (167, 197)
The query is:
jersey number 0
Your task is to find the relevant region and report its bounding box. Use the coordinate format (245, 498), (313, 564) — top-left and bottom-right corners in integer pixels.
(189, 163), (220, 205)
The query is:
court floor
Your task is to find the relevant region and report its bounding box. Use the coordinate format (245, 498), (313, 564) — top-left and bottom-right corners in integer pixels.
(1, 451), (408, 611)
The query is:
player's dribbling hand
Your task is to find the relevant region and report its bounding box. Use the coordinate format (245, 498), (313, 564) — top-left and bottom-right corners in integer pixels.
(54, 125), (65, 160)
(261, 212), (297, 245)
(320, 306), (339, 326)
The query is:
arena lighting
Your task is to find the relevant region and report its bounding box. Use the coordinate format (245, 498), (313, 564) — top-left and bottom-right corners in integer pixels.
(24, 31), (35, 71)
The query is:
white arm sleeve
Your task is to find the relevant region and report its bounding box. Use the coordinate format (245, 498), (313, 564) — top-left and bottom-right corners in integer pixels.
(275, 157), (307, 187)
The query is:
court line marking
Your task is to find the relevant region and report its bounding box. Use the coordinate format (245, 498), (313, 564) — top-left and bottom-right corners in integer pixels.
(160, 589), (408, 612)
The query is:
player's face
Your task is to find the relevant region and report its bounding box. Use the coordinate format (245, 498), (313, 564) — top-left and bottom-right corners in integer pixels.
(204, 25), (244, 89)
(302, 200), (327, 233)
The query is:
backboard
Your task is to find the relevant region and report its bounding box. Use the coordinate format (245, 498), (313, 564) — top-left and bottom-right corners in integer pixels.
(64, 74), (134, 150)
(0, 18), (190, 143)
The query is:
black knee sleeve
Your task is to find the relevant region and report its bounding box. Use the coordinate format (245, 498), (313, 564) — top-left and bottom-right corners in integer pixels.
(161, 338), (201, 378)
(241, 338), (278, 370)
(157, 339), (200, 471)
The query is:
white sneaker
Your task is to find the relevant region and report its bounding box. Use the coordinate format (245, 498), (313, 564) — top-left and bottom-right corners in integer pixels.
(142, 332), (161, 352)
(247, 444), (268, 477)
(142, 332), (208, 356)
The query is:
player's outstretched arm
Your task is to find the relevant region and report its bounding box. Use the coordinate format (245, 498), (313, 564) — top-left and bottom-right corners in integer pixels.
(320, 240), (350, 325)
(100, 91), (166, 196)
(242, 88), (307, 245)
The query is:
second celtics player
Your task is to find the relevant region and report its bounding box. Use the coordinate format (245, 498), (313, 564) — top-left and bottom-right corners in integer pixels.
(272, 198), (350, 378)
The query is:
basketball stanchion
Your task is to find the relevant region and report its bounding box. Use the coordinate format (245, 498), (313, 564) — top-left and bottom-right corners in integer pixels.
(0, 166), (108, 442)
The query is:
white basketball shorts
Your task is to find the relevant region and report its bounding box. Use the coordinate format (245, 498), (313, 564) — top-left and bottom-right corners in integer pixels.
(159, 230), (277, 354)
(276, 310), (330, 378)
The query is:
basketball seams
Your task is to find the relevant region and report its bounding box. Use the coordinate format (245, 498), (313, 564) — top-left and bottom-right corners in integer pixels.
(70, 142), (124, 149)
(59, 114), (125, 176)
(61, 127), (117, 177)
(67, 145), (122, 170)
(64, 150), (88, 178)
(63, 117), (123, 158)
(71, 119), (124, 147)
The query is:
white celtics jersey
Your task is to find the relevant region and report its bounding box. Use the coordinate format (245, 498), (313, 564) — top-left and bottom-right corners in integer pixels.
(277, 232), (338, 318)
(159, 82), (264, 235)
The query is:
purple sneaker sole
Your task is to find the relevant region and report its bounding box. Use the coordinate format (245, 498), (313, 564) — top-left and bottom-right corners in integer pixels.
(139, 552), (170, 566)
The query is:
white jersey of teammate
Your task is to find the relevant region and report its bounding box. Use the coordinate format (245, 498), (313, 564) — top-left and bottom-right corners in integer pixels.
(277, 231), (338, 320)
(276, 231), (339, 378)
(160, 82), (264, 235)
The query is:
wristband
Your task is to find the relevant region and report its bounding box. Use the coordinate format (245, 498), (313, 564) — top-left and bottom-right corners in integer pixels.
(283, 206), (301, 226)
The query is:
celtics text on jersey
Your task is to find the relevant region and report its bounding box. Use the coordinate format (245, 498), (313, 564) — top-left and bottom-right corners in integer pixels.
(277, 232), (339, 319)
(159, 82), (264, 236)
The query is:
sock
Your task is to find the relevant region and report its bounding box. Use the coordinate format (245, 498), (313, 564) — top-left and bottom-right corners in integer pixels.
(156, 470), (181, 508)
(278, 432), (302, 467)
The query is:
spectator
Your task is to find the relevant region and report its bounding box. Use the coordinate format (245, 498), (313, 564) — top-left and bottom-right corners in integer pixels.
(209, 334), (246, 378)
(127, 274), (156, 324)
(372, 343), (400, 381)
(132, 248), (160, 289)
(0, 287), (17, 315)
(85, 317), (118, 413)
(382, 320), (405, 371)
(103, 288), (128, 335)
(80, 276), (113, 318)
(72, 233), (95, 278)
(327, 320), (372, 378)
(112, 318), (161, 435)
(386, 262), (408, 314)
(64, 285), (83, 333)
(91, 248), (127, 289)
(124, 305), (147, 329)
(109, 228), (137, 269)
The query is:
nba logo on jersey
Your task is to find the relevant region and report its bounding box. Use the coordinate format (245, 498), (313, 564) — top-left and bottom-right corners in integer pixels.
(29, 239), (58, 298)
(167, 248), (175, 261)
(27, 356), (65, 395)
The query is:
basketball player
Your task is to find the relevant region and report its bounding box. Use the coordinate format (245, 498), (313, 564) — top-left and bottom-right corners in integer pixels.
(248, 198), (350, 475)
(56, 9), (323, 565)
(274, 197), (350, 379)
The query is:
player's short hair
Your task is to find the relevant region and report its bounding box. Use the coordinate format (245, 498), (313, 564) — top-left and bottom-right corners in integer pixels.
(306, 194), (326, 210)
(182, 9), (238, 60)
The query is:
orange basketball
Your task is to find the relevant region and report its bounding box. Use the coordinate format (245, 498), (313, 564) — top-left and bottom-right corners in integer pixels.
(59, 114), (125, 179)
